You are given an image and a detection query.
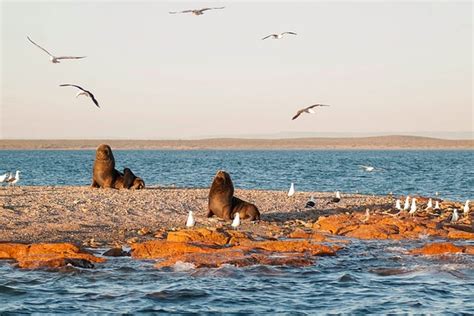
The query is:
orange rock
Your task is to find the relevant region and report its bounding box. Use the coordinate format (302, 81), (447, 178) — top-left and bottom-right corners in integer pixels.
(131, 240), (216, 259)
(447, 230), (474, 240)
(345, 224), (399, 239)
(464, 246), (474, 254)
(0, 243), (105, 269)
(166, 228), (230, 245)
(410, 242), (465, 255)
(314, 214), (354, 234)
(238, 240), (338, 256)
(288, 228), (326, 241)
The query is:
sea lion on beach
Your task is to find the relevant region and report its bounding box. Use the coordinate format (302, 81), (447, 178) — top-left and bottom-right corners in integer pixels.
(208, 170), (234, 220)
(123, 168), (145, 189)
(231, 196), (261, 221)
(92, 144), (123, 189)
(208, 170), (260, 221)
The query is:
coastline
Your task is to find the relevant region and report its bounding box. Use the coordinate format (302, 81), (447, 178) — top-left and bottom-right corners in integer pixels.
(0, 136), (472, 150)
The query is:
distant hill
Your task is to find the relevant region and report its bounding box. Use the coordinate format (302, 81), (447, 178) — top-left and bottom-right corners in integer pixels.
(0, 136), (472, 150)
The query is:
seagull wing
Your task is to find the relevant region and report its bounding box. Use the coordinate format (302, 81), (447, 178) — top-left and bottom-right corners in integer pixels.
(170, 10), (193, 14)
(60, 84), (100, 108)
(306, 104), (330, 110)
(56, 56), (86, 60)
(282, 32), (297, 36)
(27, 36), (54, 57)
(292, 110), (304, 120)
(201, 6), (225, 11)
(88, 92), (100, 108)
(261, 34), (274, 40)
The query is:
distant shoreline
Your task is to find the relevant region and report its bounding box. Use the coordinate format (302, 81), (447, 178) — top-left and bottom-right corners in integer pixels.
(0, 136), (472, 150)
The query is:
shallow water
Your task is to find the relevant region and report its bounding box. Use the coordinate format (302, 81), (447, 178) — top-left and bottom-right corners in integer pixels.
(0, 150), (472, 200)
(0, 239), (473, 314)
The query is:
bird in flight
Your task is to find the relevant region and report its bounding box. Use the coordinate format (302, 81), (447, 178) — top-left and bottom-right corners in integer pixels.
(169, 7), (225, 16)
(27, 36), (86, 64)
(292, 104), (330, 120)
(60, 84), (100, 108)
(262, 32), (297, 40)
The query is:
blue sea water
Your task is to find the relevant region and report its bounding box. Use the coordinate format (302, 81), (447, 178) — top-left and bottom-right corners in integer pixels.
(0, 150), (473, 313)
(0, 150), (472, 200)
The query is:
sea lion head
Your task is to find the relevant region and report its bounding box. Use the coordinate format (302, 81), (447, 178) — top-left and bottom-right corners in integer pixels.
(96, 144), (114, 161)
(212, 170), (234, 194)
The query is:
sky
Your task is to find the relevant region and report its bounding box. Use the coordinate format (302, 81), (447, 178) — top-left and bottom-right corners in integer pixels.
(1, 1), (472, 139)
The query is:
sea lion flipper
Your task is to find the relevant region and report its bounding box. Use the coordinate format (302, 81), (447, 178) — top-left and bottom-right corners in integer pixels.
(122, 168), (136, 189)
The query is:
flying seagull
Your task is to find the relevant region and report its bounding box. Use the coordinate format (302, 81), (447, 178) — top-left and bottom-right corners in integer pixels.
(169, 7), (225, 16)
(292, 104), (330, 120)
(59, 84), (100, 108)
(27, 36), (86, 64)
(262, 32), (297, 40)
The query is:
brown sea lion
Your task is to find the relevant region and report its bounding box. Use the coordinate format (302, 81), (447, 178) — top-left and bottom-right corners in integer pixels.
(231, 196), (261, 221)
(208, 170), (260, 221)
(91, 144), (123, 189)
(207, 170), (234, 220)
(123, 168), (145, 189)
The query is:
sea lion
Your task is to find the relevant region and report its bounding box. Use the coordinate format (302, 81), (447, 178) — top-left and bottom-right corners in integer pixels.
(231, 196), (261, 221)
(207, 170), (260, 221)
(207, 170), (234, 220)
(123, 168), (145, 189)
(91, 144), (123, 189)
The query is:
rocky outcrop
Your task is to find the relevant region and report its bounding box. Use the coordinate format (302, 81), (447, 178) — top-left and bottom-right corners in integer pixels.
(409, 242), (474, 256)
(0, 243), (105, 269)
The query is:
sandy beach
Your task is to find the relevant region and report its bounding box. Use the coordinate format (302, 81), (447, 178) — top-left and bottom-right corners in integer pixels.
(1, 186), (472, 247)
(1, 136), (472, 150)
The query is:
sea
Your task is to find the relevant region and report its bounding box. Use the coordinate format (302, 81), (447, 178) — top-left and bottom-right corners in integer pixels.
(0, 150), (473, 313)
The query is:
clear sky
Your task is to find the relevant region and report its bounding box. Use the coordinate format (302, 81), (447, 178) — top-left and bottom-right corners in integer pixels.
(1, 1), (472, 139)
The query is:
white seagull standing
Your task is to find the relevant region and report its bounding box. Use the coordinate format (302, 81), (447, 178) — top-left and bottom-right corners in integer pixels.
(426, 198), (433, 210)
(409, 198), (417, 216)
(169, 7), (225, 16)
(463, 200), (470, 216)
(262, 32), (297, 40)
(231, 212), (240, 228)
(7, 171), (20, 186)
(0, 173), (7, 184)
(305, 195), (316, 208)
(288, 183), (295, 197)
(27, 36), (86, 63)
(395, 199), (402, 211)
(292, 104), (330, 120)
(434, 200), (441, 210)
(186, 211), (195, 227)
(451, 209), (459, 223)
(403, 196), (410, 210)
(60, 84), (100, 108)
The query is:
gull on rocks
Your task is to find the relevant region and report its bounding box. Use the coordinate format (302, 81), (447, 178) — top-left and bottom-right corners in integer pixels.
(451, 209), (459, 223)
(426, 198), (433, 210)
(464, 200), (470, 216)
(292, 104), (330, 120)
(60, 84), (100, 108)
(231, 212), (240, 228)
(395, 199), (402, 210)
(434, 200), (441, 210)
(0, 173), (7, 184)
(409, 198), (417, 216)
(305, 195), (316, 208)
(262, 32), (297, 40)
(27, 36), (86, 63)
(7, 170), (20, 186)
(186, 211), (195, 227)
(403, 196), (410, 210)
(169, 7), (225, 16)
(288, 183), (295, 197)
(328, 191), (341, 204)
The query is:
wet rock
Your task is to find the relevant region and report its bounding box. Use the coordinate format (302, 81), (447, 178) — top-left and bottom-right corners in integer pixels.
(287, 228), (326, 241)
(409, 242), (469, 255)
(447, 229), (474, 240)
(0, 243), (105, 269)
(102, 248), (131, 257)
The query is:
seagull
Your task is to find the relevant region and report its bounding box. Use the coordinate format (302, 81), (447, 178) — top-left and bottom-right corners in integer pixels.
(426, 198), (433, 210)
(451, 209), (459, 223)
(403, 196), (410, 210)
(59, 84), (100, 108)
(395, 199), (402, 210)
(27, 36), (86, 64)
(464, 200), (470, 216)
(305, 195), (316, 208)
(288, 183), (295, 197)
(7, 171), (20, 186)
(434, 200), (440, 210)
(328, 191), (341, 204)
(186, 211), (195, 227)
(0, 173), (7, 183)
(231, 212), (240, 228)
(409, 198), (417, 216)
(359, 165), (375, 172)
(262, 32), (297, 40)
(169, 7), (225, 16)
(291, 104), (330, 120)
